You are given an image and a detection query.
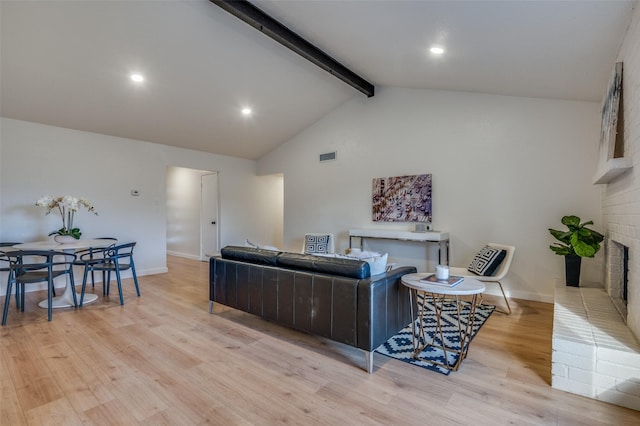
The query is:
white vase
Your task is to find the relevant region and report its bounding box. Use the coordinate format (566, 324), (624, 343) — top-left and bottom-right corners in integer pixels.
(54, 235), (78, 244)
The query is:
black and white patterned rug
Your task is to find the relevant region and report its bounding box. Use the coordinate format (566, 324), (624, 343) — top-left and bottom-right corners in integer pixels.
(375, 298), (495, 375)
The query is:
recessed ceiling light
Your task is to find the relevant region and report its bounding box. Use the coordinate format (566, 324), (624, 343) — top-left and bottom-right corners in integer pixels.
(241, 107), (252, 116)
(429, 46), (445, 55)
(130, 73), (144, 82)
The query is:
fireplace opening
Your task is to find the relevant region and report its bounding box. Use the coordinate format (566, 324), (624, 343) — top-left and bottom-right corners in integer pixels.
(606, 240), (629, 320)
(623, 245), (629, 302)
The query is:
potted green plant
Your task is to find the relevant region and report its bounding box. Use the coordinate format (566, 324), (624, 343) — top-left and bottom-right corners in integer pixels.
(548, 215), (604, 286)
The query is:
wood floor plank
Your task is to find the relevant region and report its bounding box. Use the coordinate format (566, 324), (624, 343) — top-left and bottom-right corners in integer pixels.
(0, 350), (29, 425)
(23, 397), (84, 426)
(38, 341), (112, 413)
(81, 398), (142, 425)
(1, 255), (639, 425)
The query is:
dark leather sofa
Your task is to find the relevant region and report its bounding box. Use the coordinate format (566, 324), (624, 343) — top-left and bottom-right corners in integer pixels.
(209, 246), (416, 373)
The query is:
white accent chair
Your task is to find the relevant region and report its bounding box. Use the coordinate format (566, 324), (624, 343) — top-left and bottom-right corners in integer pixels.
(301, 233), (335, 254)
(448, 243), (515, 315)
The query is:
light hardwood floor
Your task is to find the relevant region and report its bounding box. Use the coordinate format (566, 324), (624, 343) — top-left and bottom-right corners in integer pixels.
(1, 256), (639, 425)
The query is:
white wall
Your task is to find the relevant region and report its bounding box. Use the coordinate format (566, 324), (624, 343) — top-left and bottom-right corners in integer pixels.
(1, 118), (167, 278)
(166, 168), (285, 259)
(258, 87), (603, 303)
(603, 4), (640, 339)
(250, 173), (284, 249)
(166, 166), (210, 260)
(0, 117), (283, 294)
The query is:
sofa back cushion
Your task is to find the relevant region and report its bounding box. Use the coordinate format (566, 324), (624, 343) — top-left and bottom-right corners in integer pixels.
(220, 245), (281, 266)
(277, 253), (370, 279)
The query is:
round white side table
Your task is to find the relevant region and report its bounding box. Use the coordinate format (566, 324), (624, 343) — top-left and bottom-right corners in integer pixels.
(401, 273), (486, 371)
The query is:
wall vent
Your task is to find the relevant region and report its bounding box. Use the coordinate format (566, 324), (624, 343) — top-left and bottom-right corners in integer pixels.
(319, 151), (337, 162)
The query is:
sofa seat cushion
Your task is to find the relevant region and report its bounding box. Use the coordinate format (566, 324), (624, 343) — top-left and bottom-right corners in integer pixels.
(277, 253), (371, 279)
(220, 245), (281, 266)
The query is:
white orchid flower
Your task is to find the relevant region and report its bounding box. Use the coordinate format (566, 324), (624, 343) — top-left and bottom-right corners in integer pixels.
(35, 195), (98, 238)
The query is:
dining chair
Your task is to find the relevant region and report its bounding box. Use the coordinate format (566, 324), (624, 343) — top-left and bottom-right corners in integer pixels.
(1, 250), (77, 325)
(0, 242), (59, 297)
(0, 243), (23, 305)
(448, 243), (516, 315)
(79, 242), (140, 306)
(73, 237), (117, 290)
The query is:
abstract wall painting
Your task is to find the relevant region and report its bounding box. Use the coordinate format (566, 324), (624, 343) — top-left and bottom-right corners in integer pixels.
(372, 174), (432, 223)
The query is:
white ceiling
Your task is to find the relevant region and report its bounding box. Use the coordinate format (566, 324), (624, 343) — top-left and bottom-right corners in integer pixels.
(1, 0), (636, 160)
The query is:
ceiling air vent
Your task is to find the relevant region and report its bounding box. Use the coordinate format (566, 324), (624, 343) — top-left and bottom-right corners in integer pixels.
(319, 151), (337, 162)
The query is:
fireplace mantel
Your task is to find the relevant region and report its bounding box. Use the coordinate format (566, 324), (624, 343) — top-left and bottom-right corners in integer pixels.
(593, 157), (633, 184)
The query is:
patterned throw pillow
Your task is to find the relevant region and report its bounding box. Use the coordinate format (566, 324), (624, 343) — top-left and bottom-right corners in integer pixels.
(468, 245), (506, 276)
(304, 234), (331, 254)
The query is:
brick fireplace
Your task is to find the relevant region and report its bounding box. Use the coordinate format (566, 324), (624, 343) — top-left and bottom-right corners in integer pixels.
(600, 3), (639, 348)
(552, 284), (640, 411)
(552, 235), (638, 410)
(552, 4), (639, 411)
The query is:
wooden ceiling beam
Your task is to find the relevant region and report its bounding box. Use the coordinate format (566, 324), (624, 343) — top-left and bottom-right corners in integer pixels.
(210, 0), (375, 97)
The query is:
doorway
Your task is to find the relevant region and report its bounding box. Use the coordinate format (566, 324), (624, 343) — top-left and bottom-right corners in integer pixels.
(201, 173), (219, 258)
(166, 167), (219, 261)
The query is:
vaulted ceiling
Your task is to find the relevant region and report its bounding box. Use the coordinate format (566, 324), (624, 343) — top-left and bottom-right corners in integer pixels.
(1, 0), (636, 160)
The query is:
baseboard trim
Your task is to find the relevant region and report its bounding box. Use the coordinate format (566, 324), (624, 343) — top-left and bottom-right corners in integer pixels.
(167, 251), (202, 261)
(139, 267), (169, 276)
(483, 286), (553, 304)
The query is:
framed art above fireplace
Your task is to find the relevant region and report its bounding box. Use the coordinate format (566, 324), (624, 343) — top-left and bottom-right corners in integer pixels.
(594, 61), (632, 184)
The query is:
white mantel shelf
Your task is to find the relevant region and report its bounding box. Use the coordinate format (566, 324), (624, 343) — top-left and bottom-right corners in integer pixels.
(593, 157), (633, 184)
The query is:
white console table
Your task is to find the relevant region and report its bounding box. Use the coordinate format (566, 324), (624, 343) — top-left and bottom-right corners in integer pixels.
(349, 228), (449, 265)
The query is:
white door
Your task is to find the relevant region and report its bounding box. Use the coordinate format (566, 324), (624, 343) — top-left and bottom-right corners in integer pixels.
(201, 173), (219, 260)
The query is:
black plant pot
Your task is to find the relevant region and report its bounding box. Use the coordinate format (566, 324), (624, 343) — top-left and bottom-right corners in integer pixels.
(565, 255), (582, 287)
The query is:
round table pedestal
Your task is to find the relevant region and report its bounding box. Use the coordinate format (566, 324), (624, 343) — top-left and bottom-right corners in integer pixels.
(38, 292), (98, 308)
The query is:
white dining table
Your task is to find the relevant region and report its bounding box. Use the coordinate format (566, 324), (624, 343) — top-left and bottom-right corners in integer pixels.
(12, 239), (115, 309)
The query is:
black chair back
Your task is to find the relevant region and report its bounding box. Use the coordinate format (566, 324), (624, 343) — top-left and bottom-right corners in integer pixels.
(74, 238), (118, 290)
(78, 242), (140, 306)
(106, 242), (136, 263)
(0, 242), (21, 247)
(1, 250), (77, 325)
